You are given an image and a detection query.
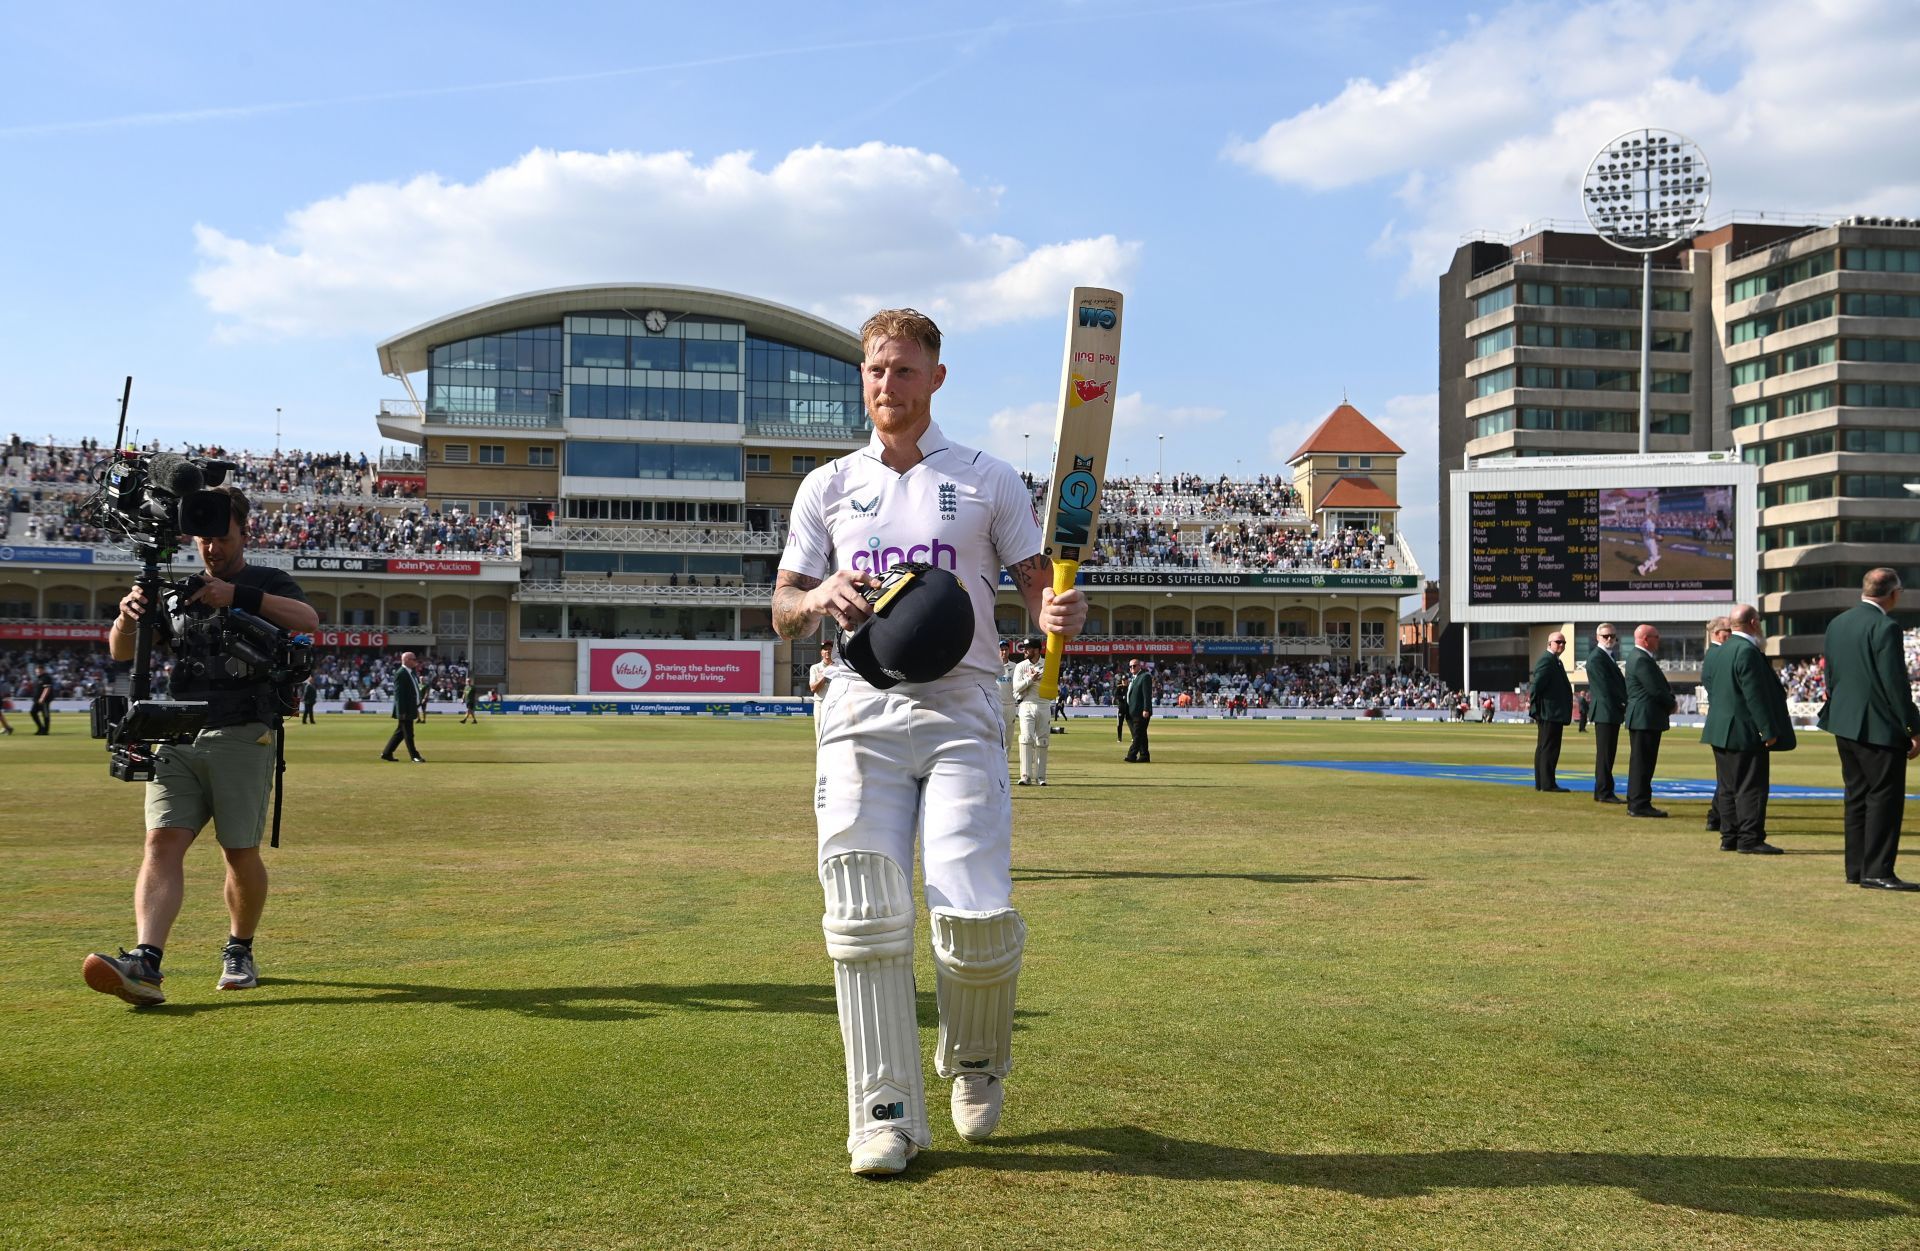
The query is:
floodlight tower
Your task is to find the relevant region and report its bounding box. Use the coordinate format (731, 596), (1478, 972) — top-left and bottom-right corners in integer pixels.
(1581, 128), (1711, 455)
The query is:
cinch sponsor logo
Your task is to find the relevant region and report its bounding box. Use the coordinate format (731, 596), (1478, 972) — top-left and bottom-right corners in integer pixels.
(850, 536), (957, 572)
(871, 1101), (906, 1120)
(1078, 305), (1116, 329)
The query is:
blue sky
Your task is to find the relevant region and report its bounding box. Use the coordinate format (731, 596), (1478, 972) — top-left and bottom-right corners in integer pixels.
(5, 0), (1919, 582)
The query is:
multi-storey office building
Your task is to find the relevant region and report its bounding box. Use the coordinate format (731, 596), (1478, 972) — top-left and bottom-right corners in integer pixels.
(1438, 216), (1920, 686)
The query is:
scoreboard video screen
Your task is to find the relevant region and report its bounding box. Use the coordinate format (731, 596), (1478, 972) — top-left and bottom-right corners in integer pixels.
(1468, 485), (1735, 604)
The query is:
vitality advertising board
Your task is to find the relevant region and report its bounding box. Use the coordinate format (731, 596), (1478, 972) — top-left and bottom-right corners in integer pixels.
(578, 640), (775, 696)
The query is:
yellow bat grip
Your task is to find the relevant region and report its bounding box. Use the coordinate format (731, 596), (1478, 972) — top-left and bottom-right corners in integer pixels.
(1038, 558), (1079, 701)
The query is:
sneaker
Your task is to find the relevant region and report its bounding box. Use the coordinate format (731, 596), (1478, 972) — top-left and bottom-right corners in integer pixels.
(82, 949), (166, 1006)
(849, 1128), (917, 1177)
(951, 1073), (1004, 1142)
(1017, 778), (1031, 786)
(217, 942), (258, 990)
(1036, 779), (1047, 787)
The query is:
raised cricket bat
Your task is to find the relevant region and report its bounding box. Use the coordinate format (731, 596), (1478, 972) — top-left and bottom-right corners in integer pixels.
(1037, 286), (1124, 700)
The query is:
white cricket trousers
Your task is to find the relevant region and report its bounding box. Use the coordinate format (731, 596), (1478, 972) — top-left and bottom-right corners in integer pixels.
(814, 679), (1014, 912)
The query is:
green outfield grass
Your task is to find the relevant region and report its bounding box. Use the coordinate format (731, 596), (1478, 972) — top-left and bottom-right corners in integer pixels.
(4, 712), (1919, 1250)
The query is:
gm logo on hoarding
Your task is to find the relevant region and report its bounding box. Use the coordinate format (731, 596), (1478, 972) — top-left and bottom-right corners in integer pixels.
(1078, 305), (1116, 329)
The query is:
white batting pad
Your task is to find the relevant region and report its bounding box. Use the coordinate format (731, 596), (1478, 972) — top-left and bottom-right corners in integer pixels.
(821, 851), (928, 1151)
(930, 906), (1026, 1079)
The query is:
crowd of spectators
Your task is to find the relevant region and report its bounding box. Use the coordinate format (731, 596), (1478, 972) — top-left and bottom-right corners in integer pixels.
(247, 503), (515, 557)
(1777, 658), (1827, 703)
(2, 438), (423, 501)
(309, 652), (471, 702)
(1052, 657), (1459, 711)
(1023, 473), (1306, 523)
(0, 648), (113, 700)
(0, 647), (474, 704)
(1205, 522), (1395, 571)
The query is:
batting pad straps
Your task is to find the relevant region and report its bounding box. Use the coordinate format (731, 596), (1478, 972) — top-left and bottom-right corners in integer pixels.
(930, 906), (1026, 1079)
(821, 852), (928, 1151)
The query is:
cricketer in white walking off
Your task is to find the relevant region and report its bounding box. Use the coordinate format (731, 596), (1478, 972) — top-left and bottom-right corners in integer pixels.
(773, 308), (1087, 1178)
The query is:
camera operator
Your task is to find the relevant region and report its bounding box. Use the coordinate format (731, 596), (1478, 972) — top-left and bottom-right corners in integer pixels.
(83, 485), (318, 1006)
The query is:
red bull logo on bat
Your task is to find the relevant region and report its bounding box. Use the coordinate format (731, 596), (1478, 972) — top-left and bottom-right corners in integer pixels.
(1068, 374), (1114, 408)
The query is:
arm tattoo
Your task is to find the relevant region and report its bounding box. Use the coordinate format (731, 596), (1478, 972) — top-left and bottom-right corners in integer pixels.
(772, 570), (823, 640)
(1007, 553), (1051, 594)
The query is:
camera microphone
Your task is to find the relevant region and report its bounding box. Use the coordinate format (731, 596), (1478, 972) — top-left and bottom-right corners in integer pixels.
(148, 453), (205, 495)
(201, 460), (238, 487)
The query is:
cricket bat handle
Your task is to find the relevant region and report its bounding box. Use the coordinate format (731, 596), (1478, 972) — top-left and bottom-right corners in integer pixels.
(1038, 558), (1079, 701)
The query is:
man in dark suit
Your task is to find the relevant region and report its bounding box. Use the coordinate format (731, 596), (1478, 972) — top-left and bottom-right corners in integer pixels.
(1819, 568), (1920, 890)
(1625, 624), (1676, 817)
(1585, 624), (1627, 804)
(1700, 616), (1733, 843)
(29, 665), (54, 734)
(1701, 604), (1794, 855)
(1123, 657), (1152, 764)
(1529, 632), (1572, 791)
(380, 651), (426, 763)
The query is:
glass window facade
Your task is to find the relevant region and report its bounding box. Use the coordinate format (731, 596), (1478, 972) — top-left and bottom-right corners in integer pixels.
(564, 441), (741, 481)
(1473, 367), (1514, 399)
(1729, 251), (1835, 303)
(1472, 326), (1513, 358)
(1470, 408), (1514, 439)
(1842, 383), (1920, 409)
(1843, 247), (1920, 273)
(1473, 286), (1514, 318)
(560, 313), (744, 425)
(746, 337), (865, 435)
(1517, 282), (1688, 310)
(1841, 292), (1920, 318)
(431, 325), (564, 415)
(1842, 428), (1920, 454)
(1842, 338), (1920, 364)
(1729, 296), (1834, 344)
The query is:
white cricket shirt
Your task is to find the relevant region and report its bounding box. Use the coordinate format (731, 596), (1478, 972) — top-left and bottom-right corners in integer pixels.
(781, 420), (1041, 692)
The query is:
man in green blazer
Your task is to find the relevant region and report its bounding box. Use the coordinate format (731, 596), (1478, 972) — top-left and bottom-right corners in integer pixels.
(1624, 624), (1676, 817)
(1529, 631), (1572, 791)
(1585, 623), (1627, 804)
(1123, 657), (1153, 764)
(1701, 604), (1795, 855)
(1700, 617), (1733, 842)
(1819, 568), (1920, 890)
(381, 651), (426, 763)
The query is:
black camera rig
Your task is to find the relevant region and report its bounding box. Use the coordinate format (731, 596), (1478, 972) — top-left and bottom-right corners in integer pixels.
(78, 379), (313, 801)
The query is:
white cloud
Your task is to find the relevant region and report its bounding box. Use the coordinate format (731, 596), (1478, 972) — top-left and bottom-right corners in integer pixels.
(1227, 0), (1920, 282)
(193, 143), (1141, 342)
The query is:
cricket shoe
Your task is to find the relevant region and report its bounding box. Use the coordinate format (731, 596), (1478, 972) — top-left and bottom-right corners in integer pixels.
(849, 1128), (918, 1177)
(82, 949), (166, 1006)
(217, 942), (258, 990)
(951, 1073), (1004, 1142)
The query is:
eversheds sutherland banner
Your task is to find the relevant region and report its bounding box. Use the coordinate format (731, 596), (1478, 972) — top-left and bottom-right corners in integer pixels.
(291, 556), (481, 575)
(578, 640), (774, 696)
(998, 568), (1415, 591)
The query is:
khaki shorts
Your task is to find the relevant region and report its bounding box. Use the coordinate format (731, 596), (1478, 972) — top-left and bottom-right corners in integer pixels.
(144, 722), (276, 849)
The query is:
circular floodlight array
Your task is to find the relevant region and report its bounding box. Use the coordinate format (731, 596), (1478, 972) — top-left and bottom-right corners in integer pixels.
(1582, 128), (1711, 252)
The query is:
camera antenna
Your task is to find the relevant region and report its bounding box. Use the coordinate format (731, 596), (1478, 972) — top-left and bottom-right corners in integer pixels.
(113, 377), (132, 451)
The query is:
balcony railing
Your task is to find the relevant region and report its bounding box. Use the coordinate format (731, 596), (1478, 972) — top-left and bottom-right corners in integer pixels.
(745, 419), (870, 442)
(515, 579), (772, 605)
(523, 523), (782, 552)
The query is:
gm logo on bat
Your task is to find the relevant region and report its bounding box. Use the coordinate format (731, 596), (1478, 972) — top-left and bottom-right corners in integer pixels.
(1077, 305), (1116, 329)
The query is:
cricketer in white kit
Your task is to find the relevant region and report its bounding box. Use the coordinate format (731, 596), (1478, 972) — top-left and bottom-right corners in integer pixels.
(1637, 514), (1661, 575)
(997, 639), (1020, 763)
(1013, 638), (1050, 785)
(774, 309), (1085, 1178)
